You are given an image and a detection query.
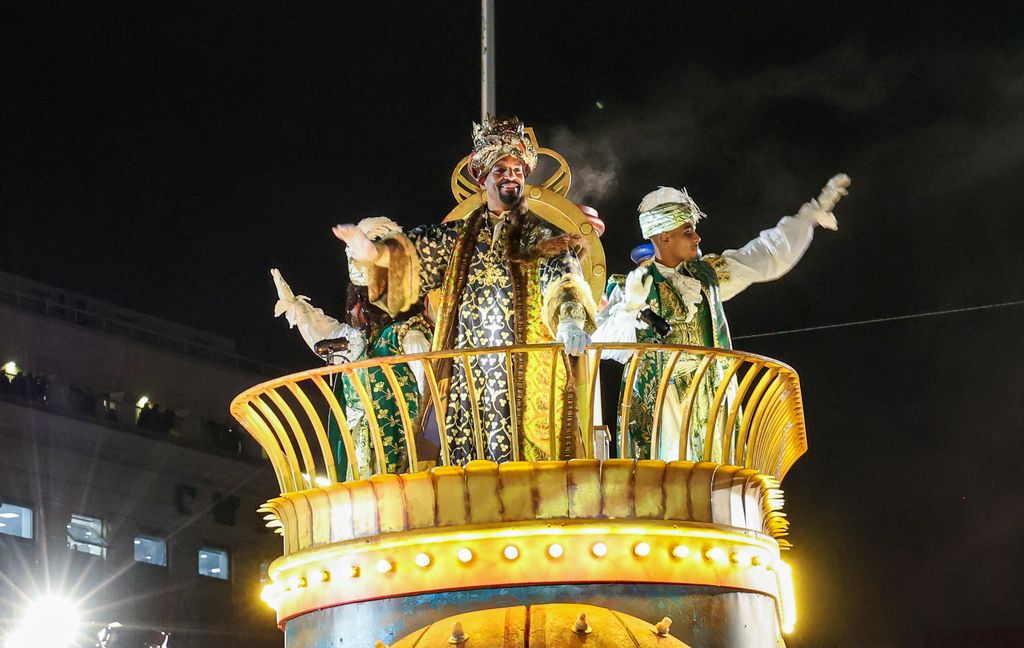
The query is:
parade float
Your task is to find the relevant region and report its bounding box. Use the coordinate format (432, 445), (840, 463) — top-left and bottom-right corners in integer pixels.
(231, 128), (808, 647)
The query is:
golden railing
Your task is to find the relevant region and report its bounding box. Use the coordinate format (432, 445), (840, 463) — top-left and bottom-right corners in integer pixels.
(230, 343), (808, 495)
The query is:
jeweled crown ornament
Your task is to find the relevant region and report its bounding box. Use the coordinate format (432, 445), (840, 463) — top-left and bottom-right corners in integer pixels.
(467, 114), (539, 181)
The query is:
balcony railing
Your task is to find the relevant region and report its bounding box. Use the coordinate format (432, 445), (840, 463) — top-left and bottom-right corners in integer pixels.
(230, 343), (807, 495)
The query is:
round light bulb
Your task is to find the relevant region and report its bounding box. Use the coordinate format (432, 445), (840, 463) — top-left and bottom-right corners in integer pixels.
(503, 545), (519, 560)
(672, 545), (690, 559)
(704, 547), (727, 564)
(415, 553), (432, 568)
(591, 542), (608, 558)
(457, 548), (474, 563)
(375, 559), (394, 574)
(547, 543), (564, 559)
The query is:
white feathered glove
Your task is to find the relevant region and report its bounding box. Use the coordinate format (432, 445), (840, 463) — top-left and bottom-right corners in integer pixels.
(271, 268), (357, 361)
(797, 173), (850, 231)
(556, 320), (590, 356)
(272, 268), (308, 327)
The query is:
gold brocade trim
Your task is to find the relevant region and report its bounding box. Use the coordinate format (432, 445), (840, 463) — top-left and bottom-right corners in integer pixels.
(702, 253), (731, 284)
(366, 235), (421, 317)
(558, 301), (586, 322)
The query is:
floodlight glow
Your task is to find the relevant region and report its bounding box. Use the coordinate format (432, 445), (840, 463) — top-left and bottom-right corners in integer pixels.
(2, 361), (18, 375)
(136, 395), (149, 408)
(6, 595), (81, 648)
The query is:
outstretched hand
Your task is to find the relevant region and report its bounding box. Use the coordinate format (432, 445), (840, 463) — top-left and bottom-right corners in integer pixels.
(799, 173), (851, 231)
(332, 224), (380, 263)
(270, 268), (294, 302)
(816, 173), (851, 212)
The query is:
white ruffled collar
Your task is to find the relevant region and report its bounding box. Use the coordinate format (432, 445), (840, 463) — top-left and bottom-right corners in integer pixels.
(653, 261), (703, 322)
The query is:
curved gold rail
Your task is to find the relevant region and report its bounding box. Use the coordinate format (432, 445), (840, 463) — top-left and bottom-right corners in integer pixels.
(230, 343), (808, 494)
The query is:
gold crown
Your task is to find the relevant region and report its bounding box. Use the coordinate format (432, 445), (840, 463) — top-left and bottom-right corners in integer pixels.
(468, 115), (539, 181)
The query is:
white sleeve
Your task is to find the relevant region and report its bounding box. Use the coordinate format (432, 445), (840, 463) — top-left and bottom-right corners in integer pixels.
(593, 285), (640, 364)
(717, 211), (817, 302)
(401, 329), (431, 396)
(278, 296), (348, 355)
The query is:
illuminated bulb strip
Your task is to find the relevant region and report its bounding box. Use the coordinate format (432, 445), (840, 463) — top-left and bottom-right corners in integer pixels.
(306, 569), (329, 584)
(703, 547), (728, 564)
(265, 528), (788, 621)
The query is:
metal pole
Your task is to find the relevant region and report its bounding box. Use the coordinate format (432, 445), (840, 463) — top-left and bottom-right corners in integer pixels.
(481, 0), (496, 120)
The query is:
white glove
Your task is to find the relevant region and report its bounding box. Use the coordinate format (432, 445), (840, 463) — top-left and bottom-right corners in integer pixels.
(623, 266), (653, 312)
(332, 224), (381, 262)
(556, 320), (590, 356)
(798, 173), (850, 231)
(271, 268), (311, 327)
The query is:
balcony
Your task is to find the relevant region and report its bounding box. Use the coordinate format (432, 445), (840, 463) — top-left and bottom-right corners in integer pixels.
(230, 342), (808, 494)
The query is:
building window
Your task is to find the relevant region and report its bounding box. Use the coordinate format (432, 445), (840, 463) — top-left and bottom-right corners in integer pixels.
(67, 514), (106, 557)
(133, 535), (167, 566)
(0, 502), (33, 539)
(198, 547), (229, 580)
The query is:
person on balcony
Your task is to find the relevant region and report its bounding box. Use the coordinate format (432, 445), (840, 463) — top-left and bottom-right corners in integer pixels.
(594, 176), (849, 462)
(272, 217), (432, 478)
(332, 116), (597, 465)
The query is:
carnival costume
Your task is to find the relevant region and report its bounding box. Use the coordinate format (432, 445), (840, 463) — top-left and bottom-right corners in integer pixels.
(354, 117), (597, 465)
(272, 217), (431, 479)
(595, 176), (849, 461)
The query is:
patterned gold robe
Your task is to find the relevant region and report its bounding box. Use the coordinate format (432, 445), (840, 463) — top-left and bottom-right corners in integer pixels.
(364, 205), (595, 464)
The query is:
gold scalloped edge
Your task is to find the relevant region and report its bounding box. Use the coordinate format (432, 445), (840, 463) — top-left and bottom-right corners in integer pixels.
(752, 474), (791, 548)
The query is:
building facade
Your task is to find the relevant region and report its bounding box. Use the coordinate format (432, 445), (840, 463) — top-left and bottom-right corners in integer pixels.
(0, 271), (284, 648)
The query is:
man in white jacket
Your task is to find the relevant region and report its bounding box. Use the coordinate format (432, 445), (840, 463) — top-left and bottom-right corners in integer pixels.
(594, 175), (849, 462)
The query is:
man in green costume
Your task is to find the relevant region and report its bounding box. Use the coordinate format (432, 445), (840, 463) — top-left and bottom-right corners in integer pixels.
(272, 217), (432, 480)
(594, 175), (850, 461)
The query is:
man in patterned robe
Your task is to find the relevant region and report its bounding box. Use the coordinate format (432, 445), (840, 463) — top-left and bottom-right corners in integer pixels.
(333, 116), (596, 465)
(594, 176), (849, 461)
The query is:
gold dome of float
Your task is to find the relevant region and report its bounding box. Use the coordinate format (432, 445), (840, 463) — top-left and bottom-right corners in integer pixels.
(387, 604), (691, 647)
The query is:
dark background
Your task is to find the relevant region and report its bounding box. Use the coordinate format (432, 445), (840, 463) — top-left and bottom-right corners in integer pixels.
(3, 2), (1023, 646)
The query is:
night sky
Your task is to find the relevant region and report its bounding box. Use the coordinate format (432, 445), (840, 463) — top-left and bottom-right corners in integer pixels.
(4, 3), (1024, 645)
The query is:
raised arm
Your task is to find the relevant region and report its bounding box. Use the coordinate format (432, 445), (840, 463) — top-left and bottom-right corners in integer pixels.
(271, 268), (364, 361)
(710, 174), (849, 301)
